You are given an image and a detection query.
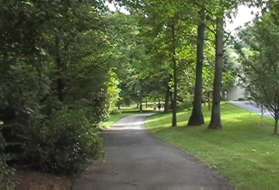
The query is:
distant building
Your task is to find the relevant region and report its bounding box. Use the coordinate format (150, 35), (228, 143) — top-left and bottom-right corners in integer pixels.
(227, 86), (248, 101)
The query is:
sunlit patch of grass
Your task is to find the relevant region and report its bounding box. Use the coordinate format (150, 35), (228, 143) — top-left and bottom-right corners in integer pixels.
(146, 103), (278, 190)
(100, 112), (135, 129)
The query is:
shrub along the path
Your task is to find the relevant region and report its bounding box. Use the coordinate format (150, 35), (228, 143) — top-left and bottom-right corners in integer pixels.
(14, 107), (103, 175)
(0, 126), (15, 190)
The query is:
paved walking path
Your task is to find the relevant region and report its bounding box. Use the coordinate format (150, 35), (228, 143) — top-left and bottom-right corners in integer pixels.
(73, 114), (233, 190)
(230, 101), (272, 117)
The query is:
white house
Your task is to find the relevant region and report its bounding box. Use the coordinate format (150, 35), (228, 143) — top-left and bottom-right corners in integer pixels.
(227, 86), (248, 101)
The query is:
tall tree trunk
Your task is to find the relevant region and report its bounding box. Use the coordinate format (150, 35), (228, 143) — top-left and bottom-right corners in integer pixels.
(274, 118), (278, 135)
(208, 16), (224, 130)
(164, 81), (170, 112)
(170, 91), (173, 110)
(171, 20), (177, 128)
(139, 90), (143, 112)
(274, 110), (279, 135)
(188, 9), (206, 127)
(139, 102), (143, 112)
(55, 35), (64, 102)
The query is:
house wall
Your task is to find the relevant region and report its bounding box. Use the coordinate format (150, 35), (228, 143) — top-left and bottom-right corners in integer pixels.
(227, 86), (247, 101)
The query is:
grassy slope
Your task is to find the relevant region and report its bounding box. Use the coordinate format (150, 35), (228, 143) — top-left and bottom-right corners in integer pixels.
(146, 103), (279, 190)
(100, 111), (135, 129)
(100, 105), (158, 129)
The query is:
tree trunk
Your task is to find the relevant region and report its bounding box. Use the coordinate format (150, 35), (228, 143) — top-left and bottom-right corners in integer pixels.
(55, 35), (64, 102)
(171, 20), (177, 128)
(164, 82), (170, 112)
(188, 9), (206, 127)
(208, 16), (224, 130)
(274, 110), (279, 135)
(139, 91), (143, 112)
(274, 118), (278, 135)
(170, 91), (173, 110)
(139, 102), (143, 112)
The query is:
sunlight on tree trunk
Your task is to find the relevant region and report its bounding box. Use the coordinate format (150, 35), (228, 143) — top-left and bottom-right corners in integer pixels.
(171, 20), (177, 128)
(164, 80), (170, 113)
(188, 9), (206, 127)
(208, 15), (224, 130)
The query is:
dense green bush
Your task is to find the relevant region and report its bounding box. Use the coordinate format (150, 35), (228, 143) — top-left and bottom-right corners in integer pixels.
(0, 0), (116, 177)
(20, 108), (103, 174)
(0, 126), (15, 190)
(0, 159), (15, 190)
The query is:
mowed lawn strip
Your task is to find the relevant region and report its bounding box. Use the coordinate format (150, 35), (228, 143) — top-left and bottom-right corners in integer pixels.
(100, 111), (135, 129)
(146, 103), (279, 190)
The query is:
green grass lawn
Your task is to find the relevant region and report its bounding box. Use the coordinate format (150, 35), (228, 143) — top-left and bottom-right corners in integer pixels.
(146, 103), (279, 190)
(100, 105), (159, 129)
(100, 106), (139, 128)
(100, 111), (135, 129)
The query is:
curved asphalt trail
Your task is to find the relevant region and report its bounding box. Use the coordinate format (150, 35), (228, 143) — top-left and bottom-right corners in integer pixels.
(73, 113), (234, 190)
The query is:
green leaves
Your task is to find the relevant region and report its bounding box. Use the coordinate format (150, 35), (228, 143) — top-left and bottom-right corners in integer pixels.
(22, 1), (34, 7)
(238, 4), (279, 132)
(0, 0), (119, 175)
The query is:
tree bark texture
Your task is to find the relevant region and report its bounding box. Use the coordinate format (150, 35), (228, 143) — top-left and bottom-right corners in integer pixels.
(171, 20), (177, 128)
(188, 9), (206, 126)
(208, 16), (224, 130)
